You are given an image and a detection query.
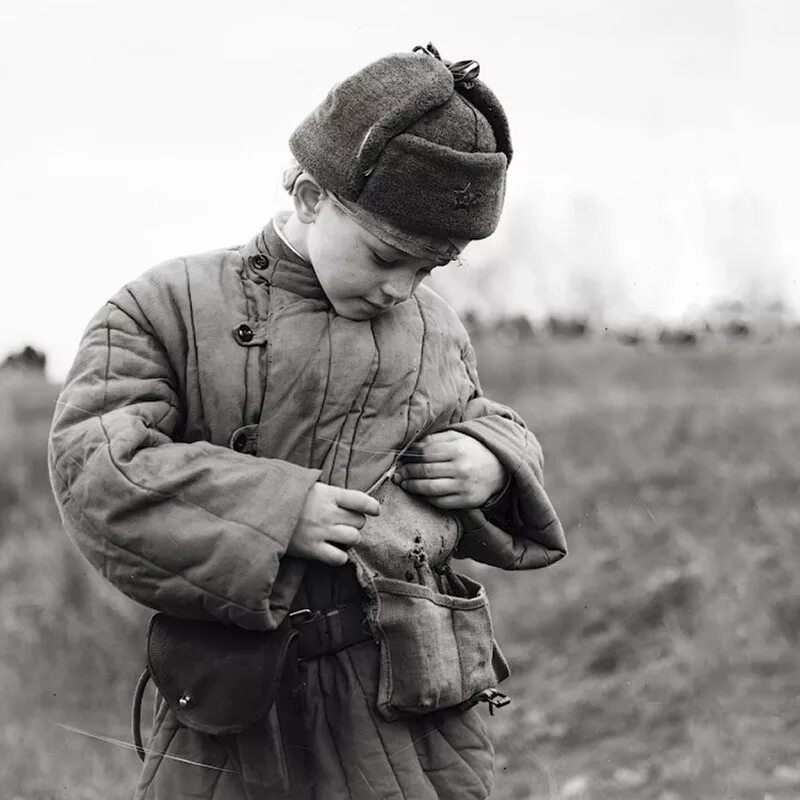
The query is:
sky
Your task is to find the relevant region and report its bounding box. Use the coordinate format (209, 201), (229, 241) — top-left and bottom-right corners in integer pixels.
(2, 0), (799, 379)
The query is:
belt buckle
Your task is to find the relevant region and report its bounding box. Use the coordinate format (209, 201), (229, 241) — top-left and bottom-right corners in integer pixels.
(289, 608), (317, 624)
(290, 607), (346, 659)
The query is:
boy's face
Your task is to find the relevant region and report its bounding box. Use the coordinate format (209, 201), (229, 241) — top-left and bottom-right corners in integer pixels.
(306, 198), (452, 320)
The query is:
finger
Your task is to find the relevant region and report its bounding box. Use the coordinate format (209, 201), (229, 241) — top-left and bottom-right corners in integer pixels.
(327, 524), (361, 547)
(417, 431), (460, 444)
(333, 487), (381, 516)
(401, 434), (438, 460)
(395, 461), (455, 481)
(424, 494), (468, 510)
(398, 444), (426, 461)
(315, 542), (351, 566)
(402, 442), (458, 463)
(335, 509), (368, 530)
(400, 477), (460, 497)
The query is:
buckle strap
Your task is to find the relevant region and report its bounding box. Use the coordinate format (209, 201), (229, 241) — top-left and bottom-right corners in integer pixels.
(464, 687), (511, 715)
(289, 603), (373, 660)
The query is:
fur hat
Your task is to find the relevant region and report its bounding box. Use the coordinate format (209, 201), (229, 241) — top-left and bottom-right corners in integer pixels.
(289, 43), (512, 242)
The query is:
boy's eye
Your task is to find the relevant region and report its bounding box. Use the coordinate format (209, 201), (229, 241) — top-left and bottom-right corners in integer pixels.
(370, 251), (396, 266)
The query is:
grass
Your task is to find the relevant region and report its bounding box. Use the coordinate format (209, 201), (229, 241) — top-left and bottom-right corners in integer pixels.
(469, 337), (800, 799)
(1, 374), (148, 799)
(2, 338), (800, 799)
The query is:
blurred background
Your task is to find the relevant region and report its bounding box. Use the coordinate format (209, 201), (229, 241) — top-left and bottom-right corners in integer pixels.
(2, 1), (799, 798)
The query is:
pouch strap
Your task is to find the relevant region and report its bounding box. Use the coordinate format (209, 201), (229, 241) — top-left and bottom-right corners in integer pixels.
(132, 667), (151, 762)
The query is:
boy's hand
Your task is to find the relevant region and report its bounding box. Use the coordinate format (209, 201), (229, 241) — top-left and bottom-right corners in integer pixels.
(288, 483), (380, 566)
(393, 431), (507, 510)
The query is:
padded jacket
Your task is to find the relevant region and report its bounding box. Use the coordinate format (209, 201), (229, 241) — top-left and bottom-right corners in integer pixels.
(48, 217), (566, 799)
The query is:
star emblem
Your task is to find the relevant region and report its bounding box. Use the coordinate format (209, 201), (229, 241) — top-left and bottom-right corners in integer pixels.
(453, 183), (482, 210)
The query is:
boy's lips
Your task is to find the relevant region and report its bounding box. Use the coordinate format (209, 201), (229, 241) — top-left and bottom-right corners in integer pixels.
(362, 298), (394, 311)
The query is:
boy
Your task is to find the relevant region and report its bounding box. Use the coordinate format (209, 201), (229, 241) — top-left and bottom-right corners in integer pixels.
(48, 44), (566, 800)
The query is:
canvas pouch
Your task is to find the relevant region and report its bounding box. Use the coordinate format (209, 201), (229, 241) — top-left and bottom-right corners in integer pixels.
(371, 570), (510, 721)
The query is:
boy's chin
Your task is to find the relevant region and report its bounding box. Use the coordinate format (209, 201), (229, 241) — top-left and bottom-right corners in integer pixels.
(332, 298), (388, 320)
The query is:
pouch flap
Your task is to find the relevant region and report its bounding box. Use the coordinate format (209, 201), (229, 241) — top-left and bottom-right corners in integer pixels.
(146, 613), (296, 736)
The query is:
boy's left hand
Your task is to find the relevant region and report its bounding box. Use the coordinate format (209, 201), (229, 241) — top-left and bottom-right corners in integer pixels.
(393, 431), (507, 509)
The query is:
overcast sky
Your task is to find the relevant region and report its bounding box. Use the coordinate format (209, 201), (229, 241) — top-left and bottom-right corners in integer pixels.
(2, 0), (799, 379)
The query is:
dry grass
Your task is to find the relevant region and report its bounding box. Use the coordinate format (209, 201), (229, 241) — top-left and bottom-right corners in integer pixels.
(470, 338), (800, 799)
(1, 374), (148, 799)
(2, 339), (799, 799)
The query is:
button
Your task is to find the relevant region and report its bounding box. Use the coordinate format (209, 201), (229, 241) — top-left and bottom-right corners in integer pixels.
(235, 324), (254, 344)
(178, 693), (192, 709)
(232, 432), (248, 452)
(249, 253), (269, 270)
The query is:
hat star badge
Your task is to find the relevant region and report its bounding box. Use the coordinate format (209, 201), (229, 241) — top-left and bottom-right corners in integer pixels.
(453, 182), (482, 210)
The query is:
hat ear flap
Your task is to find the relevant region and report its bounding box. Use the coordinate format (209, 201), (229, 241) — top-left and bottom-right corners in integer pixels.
(457, 80), (513, 165)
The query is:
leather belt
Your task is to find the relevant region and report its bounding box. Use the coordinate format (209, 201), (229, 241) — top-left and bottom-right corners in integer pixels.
(289, 602), (373, 661)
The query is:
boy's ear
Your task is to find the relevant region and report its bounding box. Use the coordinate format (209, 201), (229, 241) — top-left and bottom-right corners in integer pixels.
(292, 174), (324, 224)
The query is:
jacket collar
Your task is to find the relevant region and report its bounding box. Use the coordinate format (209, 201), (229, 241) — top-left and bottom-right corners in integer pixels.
(240, 213), (328, 301)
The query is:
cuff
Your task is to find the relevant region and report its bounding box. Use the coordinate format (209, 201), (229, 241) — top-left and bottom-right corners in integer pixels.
(481, 470), (512, 511)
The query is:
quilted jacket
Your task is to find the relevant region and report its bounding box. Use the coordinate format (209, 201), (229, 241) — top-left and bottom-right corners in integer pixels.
(48, 216), (566, 799)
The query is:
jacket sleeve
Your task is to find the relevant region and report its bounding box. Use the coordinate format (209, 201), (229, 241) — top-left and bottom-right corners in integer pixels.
(48, 300), (321, 631)
(446, 343), (567, 570)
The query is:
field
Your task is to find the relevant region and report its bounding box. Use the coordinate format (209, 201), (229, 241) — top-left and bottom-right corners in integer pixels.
(2, 336), (799, 800)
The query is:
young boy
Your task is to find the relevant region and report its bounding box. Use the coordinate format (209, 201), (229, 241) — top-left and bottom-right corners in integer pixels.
(48, 44), (566, 800)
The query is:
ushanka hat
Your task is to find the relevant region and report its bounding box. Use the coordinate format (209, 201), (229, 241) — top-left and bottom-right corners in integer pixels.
(289, 43), (512, 245)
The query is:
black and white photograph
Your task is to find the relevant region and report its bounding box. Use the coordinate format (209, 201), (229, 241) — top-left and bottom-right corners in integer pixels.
(2, 2), (799, 798)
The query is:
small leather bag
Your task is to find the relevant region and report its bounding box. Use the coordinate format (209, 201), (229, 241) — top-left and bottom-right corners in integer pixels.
(146, 613), (298, 735)
(132, 613), (312, 797)
(132, 613), (301, 760)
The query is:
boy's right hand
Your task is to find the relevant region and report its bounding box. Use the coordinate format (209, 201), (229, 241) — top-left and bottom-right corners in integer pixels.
(287, 483), (380, 566)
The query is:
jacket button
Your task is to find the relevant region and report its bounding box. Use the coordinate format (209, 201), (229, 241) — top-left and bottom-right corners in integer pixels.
(232, 432), (248, 452)
(235, 324), (254, 344)
(249, 253), (269, 270)
(178, 693), (192, 709)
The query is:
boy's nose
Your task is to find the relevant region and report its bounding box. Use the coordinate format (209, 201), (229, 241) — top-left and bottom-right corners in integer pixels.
(380, 272), (415, 303)
(380, 284), (408, 303)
